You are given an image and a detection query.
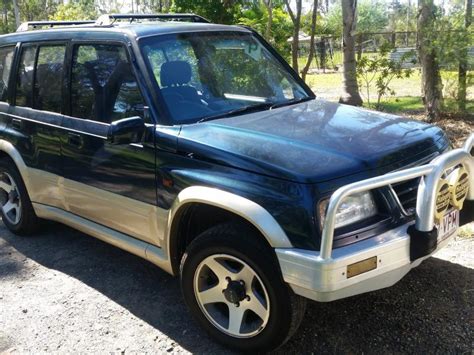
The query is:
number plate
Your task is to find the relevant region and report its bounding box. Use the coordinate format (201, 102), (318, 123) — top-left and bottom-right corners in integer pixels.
(436, 209), (459, 242)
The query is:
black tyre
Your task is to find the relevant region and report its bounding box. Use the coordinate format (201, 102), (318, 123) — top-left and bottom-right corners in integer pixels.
(180, 223), (306, 352)
(0, 159), (40, 235)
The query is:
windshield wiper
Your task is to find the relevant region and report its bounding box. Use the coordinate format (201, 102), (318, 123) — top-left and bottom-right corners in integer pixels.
(197, 102), (273, 123)
(269, 96), (314, 110)
(196, 96), (314, 123)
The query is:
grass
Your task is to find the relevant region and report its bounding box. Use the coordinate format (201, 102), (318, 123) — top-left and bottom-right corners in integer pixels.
(364, 96), (474, 115)
(304, 69), (474, 113)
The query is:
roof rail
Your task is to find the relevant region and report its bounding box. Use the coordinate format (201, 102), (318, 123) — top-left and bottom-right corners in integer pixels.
(95, 13), (210, 26)
(17, 20), (95, 32)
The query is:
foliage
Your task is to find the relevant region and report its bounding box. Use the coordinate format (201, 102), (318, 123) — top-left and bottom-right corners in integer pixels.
(49, 1), (97, 21)
(356, 43), (414, 108)
(172, 0), (246, 24)
(388, 1), (417, 32)
(321, 0), (388, 36)
(19, 0), (58, 22)
(442, 71), (474, 100)
(424, 10), (473, 70)
(238, 3), (293, 58)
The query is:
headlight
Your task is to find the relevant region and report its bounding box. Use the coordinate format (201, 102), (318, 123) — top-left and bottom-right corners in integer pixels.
(319, 191), (378, 229)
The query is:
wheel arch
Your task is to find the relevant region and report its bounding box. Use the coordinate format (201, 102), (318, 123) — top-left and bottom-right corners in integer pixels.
(0, 140), (31, 191)
(167, 186), (292, 275)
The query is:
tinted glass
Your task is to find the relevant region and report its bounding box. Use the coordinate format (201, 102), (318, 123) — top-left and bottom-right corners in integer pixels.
(141, 32), (309, 123)
(16, 46), (36, 107)
(71, 44), (144, 123)
(34, 45), (66, 113)
(0, 46), (15, 101)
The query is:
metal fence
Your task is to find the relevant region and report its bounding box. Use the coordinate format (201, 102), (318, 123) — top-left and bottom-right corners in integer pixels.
(299, 31), (473, 73)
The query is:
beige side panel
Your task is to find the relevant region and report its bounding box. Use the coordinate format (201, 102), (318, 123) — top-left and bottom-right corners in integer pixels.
(28, 168), (66, 210)
(63, 179), (167, 246)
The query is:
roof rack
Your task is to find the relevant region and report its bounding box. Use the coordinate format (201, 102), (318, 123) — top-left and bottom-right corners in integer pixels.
(17, 20), (95, 32)
(95, 13), (210, 26)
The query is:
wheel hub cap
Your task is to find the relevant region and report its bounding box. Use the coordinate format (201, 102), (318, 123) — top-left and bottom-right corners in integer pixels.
(223, 280), (246, 304)
(8, 190), (18, 203)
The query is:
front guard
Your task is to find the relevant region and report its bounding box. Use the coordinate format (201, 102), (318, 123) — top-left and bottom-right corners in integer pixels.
(320, 133), (474, 261)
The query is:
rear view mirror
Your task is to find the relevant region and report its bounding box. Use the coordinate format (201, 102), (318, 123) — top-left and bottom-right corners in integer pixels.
(107, 116), (145, 145)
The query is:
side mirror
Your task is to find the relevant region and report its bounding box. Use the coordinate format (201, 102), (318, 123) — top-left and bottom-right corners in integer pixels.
(107, 116), (145, 145)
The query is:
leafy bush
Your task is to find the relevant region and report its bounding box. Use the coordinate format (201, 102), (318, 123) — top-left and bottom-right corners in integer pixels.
(356, 43), (414, 108)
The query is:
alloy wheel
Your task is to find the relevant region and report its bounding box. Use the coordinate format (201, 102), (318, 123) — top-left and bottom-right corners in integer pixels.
(0, 172), (22, 225)
(193, 254), (270, 338)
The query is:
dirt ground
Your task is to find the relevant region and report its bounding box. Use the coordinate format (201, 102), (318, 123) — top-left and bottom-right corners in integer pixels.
(0, 220), (472, 354)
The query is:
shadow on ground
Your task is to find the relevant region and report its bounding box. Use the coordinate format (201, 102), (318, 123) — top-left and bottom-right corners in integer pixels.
(1, 222), (472, 354)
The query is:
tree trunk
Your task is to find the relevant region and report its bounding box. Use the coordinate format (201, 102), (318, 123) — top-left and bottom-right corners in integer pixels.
(417, 0), (443, 122)
(12, 0), (20, 29)
(2, 0), (8, 31)
(263, 0), (273, 40)
(301, 0), (318, 82)
(339, 0), (363, 106)
(284, 0), (302, 73)
(458, 0), (472, 112)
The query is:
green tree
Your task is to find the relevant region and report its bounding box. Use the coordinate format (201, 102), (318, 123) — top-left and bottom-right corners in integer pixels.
(173, 0), (245, 24)
(417, 0), (443, 121)
(19, 0), (57, 22)
(238, 2), (292, 57)
(322, 0), (388, 36)
(50, 1), (97, 21)
(340, 0), (363, 106)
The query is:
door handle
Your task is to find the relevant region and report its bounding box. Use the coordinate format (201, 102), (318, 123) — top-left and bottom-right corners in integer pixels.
(67, 132), (83, 148)
(12, 118), (22, 130)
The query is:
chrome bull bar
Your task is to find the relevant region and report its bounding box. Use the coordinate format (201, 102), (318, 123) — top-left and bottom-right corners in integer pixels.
(320, 133), (474, 261)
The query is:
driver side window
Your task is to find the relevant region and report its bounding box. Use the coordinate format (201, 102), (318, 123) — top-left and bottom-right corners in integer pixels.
(71, 44), (145, 123)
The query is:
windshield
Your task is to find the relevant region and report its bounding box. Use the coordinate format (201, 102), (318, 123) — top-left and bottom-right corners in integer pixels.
(140, 31), (311, 124)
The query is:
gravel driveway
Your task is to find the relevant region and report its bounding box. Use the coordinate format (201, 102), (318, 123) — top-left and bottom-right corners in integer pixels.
(0, 221), (472, 354)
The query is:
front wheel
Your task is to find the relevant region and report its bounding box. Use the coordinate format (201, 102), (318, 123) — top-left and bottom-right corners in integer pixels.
(180, 223), (306, 352)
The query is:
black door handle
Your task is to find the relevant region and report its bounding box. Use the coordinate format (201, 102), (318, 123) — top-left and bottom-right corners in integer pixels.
(67, 132), (83, 148)
(12, 118), (22, 130)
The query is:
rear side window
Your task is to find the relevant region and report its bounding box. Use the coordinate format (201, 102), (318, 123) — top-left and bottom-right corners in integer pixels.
(15, 46), (36, 107)
(0, 46), (15, 101)
(34, 45), (66, 113)
(71, 44), (144, 123)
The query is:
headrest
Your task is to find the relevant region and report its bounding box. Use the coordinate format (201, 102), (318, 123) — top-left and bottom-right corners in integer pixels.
(160, 61), (192, 87)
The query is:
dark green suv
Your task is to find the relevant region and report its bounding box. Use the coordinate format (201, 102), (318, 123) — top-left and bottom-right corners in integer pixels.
(0, 13), (472, 352)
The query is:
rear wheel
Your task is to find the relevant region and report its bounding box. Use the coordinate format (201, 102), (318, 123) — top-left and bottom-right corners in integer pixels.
(180, 223), (306, 352)
(0, 159), (39, 235)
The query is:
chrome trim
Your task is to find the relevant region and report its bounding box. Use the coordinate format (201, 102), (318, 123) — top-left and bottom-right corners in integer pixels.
(388, 184), (413, 216)
(389, 151), (439, 216)
(320, 134), (474, 260)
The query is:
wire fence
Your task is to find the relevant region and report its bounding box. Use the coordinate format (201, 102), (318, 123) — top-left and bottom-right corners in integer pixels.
(298, 31), (473, 73)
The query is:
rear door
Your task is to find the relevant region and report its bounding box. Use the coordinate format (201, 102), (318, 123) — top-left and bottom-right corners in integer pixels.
(6, 42), (68, 208)
(60, 41), (159, 245)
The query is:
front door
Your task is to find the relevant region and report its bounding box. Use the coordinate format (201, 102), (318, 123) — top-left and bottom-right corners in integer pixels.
(60, 42), (160, 245)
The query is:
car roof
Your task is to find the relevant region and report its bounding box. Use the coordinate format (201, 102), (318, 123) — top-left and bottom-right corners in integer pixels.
(0, 21), (251, 45)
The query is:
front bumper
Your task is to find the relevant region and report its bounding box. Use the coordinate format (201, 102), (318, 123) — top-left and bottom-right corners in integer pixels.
(277, 134), (474, 302)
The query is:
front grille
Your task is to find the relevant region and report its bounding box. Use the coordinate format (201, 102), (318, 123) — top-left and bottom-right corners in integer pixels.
(390, 151), (439, 215)
(391, 178), (420, 215)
